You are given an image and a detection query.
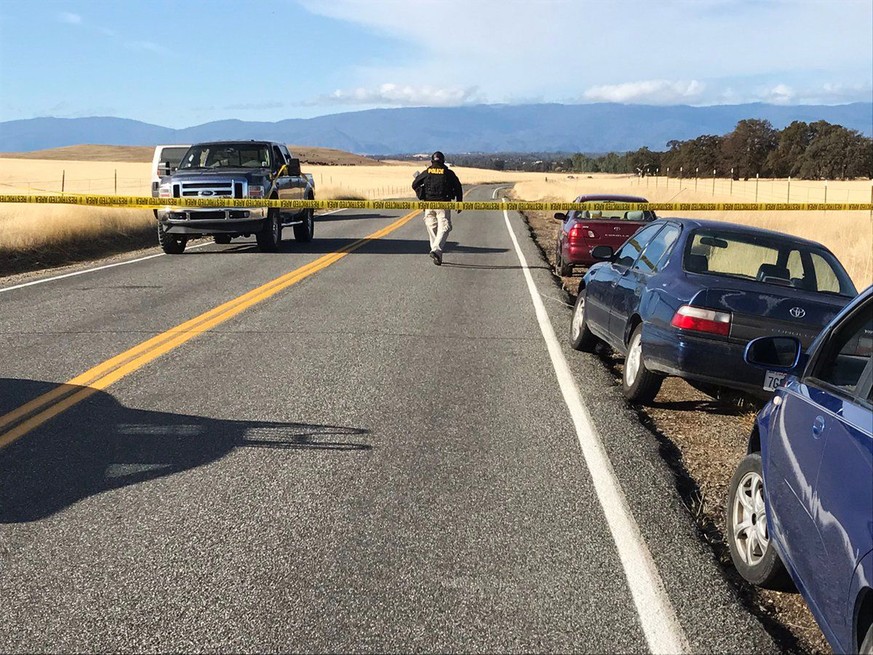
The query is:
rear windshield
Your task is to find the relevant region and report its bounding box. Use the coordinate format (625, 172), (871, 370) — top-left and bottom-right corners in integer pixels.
(157, 147), (189, 168)
(575, 208), (656, 221)
(684, 229), (857, 297)
(178, 144), (271, 170)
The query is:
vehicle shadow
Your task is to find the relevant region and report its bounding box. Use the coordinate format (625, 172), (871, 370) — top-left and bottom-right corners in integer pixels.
(0, 377), (371, 524)
(189, 238), (509, 257)
(441, 262), (551, 271)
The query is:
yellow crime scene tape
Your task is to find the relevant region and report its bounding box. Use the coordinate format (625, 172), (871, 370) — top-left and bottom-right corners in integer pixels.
(0, 194), (871, 212)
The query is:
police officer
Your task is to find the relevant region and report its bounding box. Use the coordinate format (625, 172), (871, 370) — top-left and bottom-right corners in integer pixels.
(411, 151), (463, 265)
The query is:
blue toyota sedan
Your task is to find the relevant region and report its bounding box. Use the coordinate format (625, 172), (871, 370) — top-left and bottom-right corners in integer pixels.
(727, 285), (873, 654)
(569, 218), (857, 403)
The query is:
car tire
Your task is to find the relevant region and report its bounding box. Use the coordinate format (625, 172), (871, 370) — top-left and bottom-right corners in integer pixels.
(622, 324), (664, 403)
(860, 623), (873, 655)
(726, 453), (793, 590)
(157, 223), (186, 254)
(213, 234), (232, 245)
(557, 243), (573, 276)
(570, 289), (599, 352)
(256, 210), (281, 252)
(294, 208), (314, 242)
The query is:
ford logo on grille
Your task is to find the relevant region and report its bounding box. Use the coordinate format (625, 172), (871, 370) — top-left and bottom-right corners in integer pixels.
(200, 190), (214, 196)
(789, 307), (806, 319)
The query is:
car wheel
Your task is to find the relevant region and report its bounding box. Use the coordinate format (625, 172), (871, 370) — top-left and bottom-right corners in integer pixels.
(256, 210), (281, 252)
(213, 234), (231, 245)
(557, 243), (573, 276)
(570, 289), (599, 352)
(726, 453), (792, 590)
(157, 223), (186, 254)
(622, 324), (664, 403)
(860, 622), (873, 655)
(294, 208), (314, 242)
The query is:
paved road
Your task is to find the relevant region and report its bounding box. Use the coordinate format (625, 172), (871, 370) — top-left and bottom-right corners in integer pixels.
(1, 186), (778, 653)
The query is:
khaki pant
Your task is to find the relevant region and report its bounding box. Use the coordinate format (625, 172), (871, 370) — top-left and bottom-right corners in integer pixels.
(423, 209), (452, 252)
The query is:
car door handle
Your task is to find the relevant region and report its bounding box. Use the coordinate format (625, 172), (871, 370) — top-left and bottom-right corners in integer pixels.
(812, 416), (825, 438)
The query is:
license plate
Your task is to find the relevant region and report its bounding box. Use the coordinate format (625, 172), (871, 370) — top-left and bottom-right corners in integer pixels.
(763, 370), (787, 391)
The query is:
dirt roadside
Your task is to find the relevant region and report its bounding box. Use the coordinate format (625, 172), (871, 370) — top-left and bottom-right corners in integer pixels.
(519, 206), (831, 655)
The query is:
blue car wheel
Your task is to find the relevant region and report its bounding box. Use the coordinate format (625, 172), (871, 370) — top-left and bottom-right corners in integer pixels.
(726, 453), (792, 590)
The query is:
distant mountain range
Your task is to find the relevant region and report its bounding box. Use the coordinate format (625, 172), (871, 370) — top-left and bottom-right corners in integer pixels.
(1, 102), (870, 154)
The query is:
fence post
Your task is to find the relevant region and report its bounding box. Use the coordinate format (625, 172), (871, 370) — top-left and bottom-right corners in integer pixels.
(61, 170), (65, 194)
(695, 167), (699, 192)
(712, 169), (716, 196)
(114, 169), (117, 195)
(787, 176), (791, 202)
(755, 173), (759, 202)
(730, 168), (733, 196)
(679, 167), (683, 189)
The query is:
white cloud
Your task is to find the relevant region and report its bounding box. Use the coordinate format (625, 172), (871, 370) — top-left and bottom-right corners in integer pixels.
(317, 83), (482, 107)
(126, 40), (168, 56)
(583, 80), (706, 105)
(57, 12), (82, 25)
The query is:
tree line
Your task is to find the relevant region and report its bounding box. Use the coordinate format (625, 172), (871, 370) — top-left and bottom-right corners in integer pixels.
(448, 119), (872, 180)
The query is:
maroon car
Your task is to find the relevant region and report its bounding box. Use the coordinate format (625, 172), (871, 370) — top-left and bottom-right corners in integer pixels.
(554, 194), (657, 275)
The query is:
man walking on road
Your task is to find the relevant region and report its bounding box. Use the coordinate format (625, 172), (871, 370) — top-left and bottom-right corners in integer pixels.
(411, 151), (463, 266)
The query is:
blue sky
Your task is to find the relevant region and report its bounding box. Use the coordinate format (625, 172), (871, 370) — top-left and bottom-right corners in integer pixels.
(0, 0), (870, 128)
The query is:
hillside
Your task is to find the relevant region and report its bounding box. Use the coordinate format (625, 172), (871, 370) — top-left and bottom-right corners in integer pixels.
(1, 102), (870, 154)
(0, 144), (383, 166)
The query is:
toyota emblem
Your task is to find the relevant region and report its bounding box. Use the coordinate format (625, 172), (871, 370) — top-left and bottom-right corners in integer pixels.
(200, 190), (214, 196)
(789, 307), (806, 319)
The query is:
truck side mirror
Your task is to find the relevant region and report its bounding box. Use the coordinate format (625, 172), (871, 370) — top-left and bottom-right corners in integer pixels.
(554, 212), (566, 221)
(285, 158), (301, 176)
(590, 245), (614, 261)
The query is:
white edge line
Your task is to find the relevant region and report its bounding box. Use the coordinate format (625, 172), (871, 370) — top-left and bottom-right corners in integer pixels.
(501, 202), (689, 655)
(0, 209), (349, 294)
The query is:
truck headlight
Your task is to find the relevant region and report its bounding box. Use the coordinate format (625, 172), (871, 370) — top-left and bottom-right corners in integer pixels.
(158, 183), (172, 198)
(248, 185), (264, 198)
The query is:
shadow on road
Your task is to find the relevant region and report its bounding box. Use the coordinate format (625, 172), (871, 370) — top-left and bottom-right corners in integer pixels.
(0, 377), (371, 524)
(189, 237), (509, 257)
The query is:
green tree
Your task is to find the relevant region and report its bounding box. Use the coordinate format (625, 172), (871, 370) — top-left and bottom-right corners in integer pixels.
(721, 119), (778, 179)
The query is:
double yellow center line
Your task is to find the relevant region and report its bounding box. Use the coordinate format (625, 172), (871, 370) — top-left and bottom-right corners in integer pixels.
(0, 210), (419, 449)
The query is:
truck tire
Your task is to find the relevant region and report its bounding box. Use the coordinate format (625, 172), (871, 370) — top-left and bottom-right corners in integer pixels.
(256, 210), (281, 252)
(294, 208), (314, 242)
(157, 223), (186, 254)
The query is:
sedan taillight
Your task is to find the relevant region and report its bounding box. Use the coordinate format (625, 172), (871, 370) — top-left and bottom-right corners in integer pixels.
(670, 305), (731, 336)
(568, 224), (585, 245)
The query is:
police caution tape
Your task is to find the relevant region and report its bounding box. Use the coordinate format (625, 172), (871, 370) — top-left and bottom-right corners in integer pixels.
(0, 194), (871, 212)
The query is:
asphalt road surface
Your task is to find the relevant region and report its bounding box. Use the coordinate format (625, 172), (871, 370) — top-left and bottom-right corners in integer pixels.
(0, 186), (779, 653)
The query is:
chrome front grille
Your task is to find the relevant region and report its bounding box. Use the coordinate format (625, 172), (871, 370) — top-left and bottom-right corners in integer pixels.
(175, 179), (245, 198)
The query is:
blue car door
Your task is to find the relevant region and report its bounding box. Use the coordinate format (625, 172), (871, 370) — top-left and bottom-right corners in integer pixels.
(766, 302), (873, 649)
(609, 223), (681, 347)
(788, 306), (872, 649)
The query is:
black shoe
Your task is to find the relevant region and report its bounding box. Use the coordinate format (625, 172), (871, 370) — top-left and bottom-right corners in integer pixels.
(430, 250), (442, 266)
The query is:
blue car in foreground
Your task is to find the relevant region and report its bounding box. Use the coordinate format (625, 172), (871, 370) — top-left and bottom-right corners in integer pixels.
(569, 218), (857, 403)
(727, 285), (873, 654)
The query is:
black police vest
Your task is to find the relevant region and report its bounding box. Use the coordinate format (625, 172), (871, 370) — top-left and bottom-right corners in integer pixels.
(423, 166), (451, 200)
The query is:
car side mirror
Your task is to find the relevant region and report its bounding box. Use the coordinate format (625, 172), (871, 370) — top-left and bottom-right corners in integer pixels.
(744, 336), (802, 371)
(554, 212), (566, 221)
(160, 162), (172, 176)
(591, 245), (614, 261)
(285, 158), (301, 176)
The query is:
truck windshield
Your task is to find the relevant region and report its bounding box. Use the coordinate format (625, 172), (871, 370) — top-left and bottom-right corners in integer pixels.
(178, 144), (271, 170)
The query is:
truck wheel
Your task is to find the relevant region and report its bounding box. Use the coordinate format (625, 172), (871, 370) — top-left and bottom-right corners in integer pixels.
(157, 223), (186, 254)
(256, 210), (280, 252)
(213, 234), (231, 245)
(294, 208), (314, 242)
